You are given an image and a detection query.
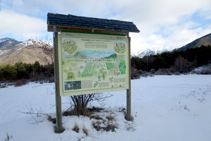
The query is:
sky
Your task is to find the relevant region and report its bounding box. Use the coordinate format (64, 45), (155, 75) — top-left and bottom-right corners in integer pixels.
(0, 0), (211, 55)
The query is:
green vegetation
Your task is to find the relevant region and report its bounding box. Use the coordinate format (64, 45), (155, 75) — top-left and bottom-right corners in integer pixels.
(81, 63), (94, 77)
(94, 81), (98, 87)
(119, 60), (126, 74)
(131, 45), (211, 73)
(0, 61), (54, 82)
(100, 68), (107, 80)
(103, 53), (117, 60)
(106, 63), (114, 70)
(2, 45), (209, 83)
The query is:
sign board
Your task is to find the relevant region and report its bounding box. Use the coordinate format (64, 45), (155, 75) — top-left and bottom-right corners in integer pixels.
(58, 32), (129, 96)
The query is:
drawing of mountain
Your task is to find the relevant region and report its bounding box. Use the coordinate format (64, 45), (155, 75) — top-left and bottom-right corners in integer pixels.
(78, 50), (115, 60)
(103, 53), (117, 60)
(72, 51), (91, 60)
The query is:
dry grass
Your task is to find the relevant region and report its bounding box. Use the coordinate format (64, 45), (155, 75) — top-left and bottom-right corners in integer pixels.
(63, 107), (122, 133)
(106, 115), (114, 121)
(92, 121), (117, 132)
(118, 107), (126, 115)
(104, 123), (117, 132)
(83, 126), (89, 136)
(90, 115), (103, 120)
(72, 122), (80, 133)
(92, 112), (118, 132)
(92, 121), (101, 131)
(47, 115), (56, 124)
(63, 108), (91, 117)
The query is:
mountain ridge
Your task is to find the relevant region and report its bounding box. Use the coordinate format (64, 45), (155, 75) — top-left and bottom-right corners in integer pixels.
(177, 33), (211, 51)
(138, 49), (155, 58)
(0, 38), (20, 50)
(0, 38), (53, 65)
(137, 33), (211, 58)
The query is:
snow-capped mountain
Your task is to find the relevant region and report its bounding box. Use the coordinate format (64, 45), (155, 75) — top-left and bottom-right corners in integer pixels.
(0, 38), (53, 65)
(13, 39), (52, 50)
(0, 38), (20, 50)
(137, 48), (169, 58)
(137, 49), (155, 58)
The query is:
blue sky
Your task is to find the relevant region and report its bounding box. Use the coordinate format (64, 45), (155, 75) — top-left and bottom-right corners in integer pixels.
(0, 0), (211, 55)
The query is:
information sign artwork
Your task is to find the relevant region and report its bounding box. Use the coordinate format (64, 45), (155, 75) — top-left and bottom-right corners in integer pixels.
(58, 32), (129, 96)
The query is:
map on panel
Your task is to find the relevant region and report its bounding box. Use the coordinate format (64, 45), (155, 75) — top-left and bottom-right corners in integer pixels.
(58, 32), (129, 96)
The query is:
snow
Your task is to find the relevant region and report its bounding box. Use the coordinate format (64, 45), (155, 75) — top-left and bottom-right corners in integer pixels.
(0, 75), (211, 141)
(191, 64), (211, 74)
(0, 38), (8, 43)
(138, 49), (155, 58)
(137, 48), (170, 58)
(13, 39), (53, 51)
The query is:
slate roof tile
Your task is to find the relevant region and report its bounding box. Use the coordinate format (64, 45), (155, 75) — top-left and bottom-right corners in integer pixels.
(47, 13), (140, 33)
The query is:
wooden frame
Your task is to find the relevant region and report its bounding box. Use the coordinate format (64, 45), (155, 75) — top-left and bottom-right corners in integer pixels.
(50, 25), (132, 133)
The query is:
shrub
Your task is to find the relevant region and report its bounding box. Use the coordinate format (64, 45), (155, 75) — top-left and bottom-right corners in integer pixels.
(14, 79), (28, 87)
(131, 67), (140, 79)
(65, 93), (112, 116)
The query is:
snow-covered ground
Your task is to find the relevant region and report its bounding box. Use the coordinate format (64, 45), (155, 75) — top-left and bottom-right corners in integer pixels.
(0, 75), (211, 141)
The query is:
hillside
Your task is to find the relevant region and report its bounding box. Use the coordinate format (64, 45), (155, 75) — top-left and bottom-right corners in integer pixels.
(177, 33), (211, 51)
(0, 39), (53, 65)
(0, 38), (20, 50)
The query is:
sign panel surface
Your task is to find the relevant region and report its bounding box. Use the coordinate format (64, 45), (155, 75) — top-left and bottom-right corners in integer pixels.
(58, 32), (129, 96)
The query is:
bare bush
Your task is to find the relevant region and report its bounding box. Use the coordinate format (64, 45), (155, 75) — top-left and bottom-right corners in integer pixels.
(173, 56), (194, 73)
(155, 68), (180, 75)
(131, 67), (140, 79)
(64, 93), (112, 116)
(14, 78), (28, 87)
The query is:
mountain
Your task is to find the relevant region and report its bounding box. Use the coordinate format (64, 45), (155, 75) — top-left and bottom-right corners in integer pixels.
(138, 49), (155, 58)
(177, 33), (211, 51)
(137, 33), (211, 58)
(72, 51), (90, 60)
(0, 38), (20, 50)
(0, 39), (53, 65)
(103, 53), (117, 60)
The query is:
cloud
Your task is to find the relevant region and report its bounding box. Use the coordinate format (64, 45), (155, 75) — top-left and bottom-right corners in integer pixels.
(0, 0), (211, 53)
(0, 10), (46, 39)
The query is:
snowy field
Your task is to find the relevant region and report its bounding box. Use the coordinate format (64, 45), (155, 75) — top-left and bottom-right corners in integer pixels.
(0, 75), (211, 141)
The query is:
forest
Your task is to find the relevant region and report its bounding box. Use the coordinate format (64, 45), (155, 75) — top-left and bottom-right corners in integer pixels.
(0, 61), (54, 85)
(0, 45), (210, 84)
(131, 45), (211, 78)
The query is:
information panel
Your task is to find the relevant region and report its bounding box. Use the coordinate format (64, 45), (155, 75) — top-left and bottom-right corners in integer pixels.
(58, 32), (129, 96)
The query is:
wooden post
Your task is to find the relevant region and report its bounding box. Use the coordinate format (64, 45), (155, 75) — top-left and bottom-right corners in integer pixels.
(53, 26), (64, 133)
(126, 37), (132, 121)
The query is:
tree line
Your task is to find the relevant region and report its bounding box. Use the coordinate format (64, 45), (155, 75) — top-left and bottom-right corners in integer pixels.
(0, 61), (54, 82)
(131, 45), (211, 77)
(0, 45), (210, 82)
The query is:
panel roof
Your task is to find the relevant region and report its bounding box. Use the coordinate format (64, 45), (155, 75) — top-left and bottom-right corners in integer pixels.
(47, 13), (140, 33)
